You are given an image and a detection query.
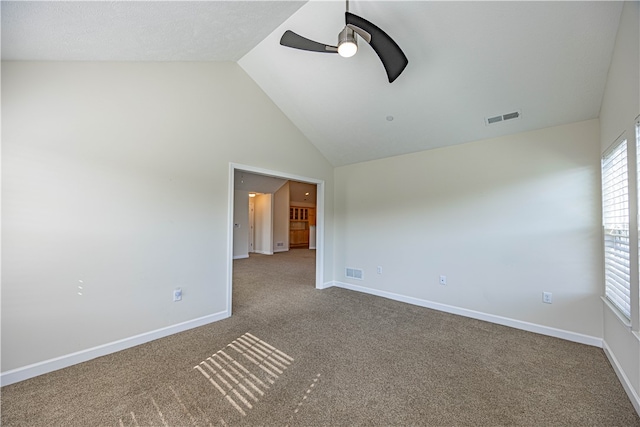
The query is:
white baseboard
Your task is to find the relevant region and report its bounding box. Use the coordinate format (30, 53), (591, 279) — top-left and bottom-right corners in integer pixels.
(0, 310), (230, 386)
(317, 281), (334, 290)
(325, 281), (603, 347)
(254, 250), (273, 255)
(233, 254), (249, 260)
(603, 340), (640, 416)
(274, 248), (289, 253)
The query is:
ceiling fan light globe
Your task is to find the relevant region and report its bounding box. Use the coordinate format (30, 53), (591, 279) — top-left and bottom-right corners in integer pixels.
(337, 27), (358, 58)
(338, 41), (357, 58)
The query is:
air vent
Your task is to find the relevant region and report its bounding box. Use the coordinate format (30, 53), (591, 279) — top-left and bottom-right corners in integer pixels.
(485, 110), (521, 126)
(345, 267), (364, 280)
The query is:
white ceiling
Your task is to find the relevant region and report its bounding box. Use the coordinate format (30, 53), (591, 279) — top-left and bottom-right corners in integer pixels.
(241, 1), (622, 166)
(2, 1), (624, 167)
(234, 170), (287, 194)
(1, 1), (306, 61)
(289, 181), (317, 205)
(234, 170), (316, 203)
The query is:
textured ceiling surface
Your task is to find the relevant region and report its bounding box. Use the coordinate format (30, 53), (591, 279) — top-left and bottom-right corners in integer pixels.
(1, 1), (306, 61)
(2, 1), (624, 167)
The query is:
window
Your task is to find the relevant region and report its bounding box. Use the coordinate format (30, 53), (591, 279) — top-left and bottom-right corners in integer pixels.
(602, 138), (630, 319)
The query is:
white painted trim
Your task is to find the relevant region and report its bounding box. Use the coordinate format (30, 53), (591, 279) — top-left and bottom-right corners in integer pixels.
(318, 281), (334, 290)
(325, 281), (603, 347)
(227, 163), (236, 316)
(314, 180), (325, 290)
(603, 340), (640, 416)
(233, 255), (249, 260)
(274, 248), (289, 253)
(0, 310), (229, 386)
(601, 296), (633, 329)
(254, 250), (274, 255)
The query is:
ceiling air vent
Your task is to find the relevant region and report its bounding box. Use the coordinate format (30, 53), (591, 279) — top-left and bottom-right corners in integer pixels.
(485, 110), (521, 126)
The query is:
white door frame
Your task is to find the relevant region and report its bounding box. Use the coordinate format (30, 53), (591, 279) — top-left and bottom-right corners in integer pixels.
(227, 163), (325, 316)
(248, 197), (255, 253)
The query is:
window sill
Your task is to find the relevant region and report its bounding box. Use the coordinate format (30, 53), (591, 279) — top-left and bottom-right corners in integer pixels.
(601, 296), (632, 330)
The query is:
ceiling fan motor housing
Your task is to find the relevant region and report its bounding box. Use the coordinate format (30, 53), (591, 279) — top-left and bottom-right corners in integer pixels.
(337, 27), (358, 57)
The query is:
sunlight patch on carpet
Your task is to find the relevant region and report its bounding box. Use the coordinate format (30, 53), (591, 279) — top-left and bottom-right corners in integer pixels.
(293, 374), (321, 415)
(194, 332), (294, 417)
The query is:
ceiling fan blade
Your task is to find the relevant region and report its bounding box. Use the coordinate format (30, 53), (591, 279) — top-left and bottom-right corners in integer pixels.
(280, 30), (338, 53)
(346, 12), (408, 83)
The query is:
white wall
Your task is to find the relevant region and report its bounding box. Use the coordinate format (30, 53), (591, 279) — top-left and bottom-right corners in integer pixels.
(1, 61), (334, 378)
(253, 193), (273, 255)
(334, 119), (602, 340)
(233, 190), (249, 259)
(273, 182), (290, 252)
(599, 0), (640, 413)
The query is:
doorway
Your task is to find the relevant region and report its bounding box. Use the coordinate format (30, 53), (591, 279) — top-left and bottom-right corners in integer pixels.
(227, 163), (325, 315)
(288, 181), (317, 250)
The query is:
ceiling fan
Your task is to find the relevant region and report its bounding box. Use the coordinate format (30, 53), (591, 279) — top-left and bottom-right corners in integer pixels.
(279, 0), (408, 83)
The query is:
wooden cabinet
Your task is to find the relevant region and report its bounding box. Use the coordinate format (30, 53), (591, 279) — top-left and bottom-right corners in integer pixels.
(308, 208), (316, 226)
(290, 206), (315, 248)
(290, 207), (309, 221)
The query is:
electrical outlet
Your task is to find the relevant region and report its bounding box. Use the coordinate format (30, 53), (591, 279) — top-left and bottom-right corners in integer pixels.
(439, 275), (447, 285)
(377, 266), (383, 274)
(542, 291), (552, 304)
(173, 288), (182, 302)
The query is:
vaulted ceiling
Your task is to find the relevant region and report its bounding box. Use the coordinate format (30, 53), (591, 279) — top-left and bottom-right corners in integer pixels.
(2, 1), (623, 166)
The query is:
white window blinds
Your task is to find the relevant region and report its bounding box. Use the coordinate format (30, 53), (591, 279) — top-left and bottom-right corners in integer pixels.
(602, 138), (630, 319)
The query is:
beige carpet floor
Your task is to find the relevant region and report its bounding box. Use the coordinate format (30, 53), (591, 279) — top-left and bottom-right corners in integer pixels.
(1, 249), (639, 426)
